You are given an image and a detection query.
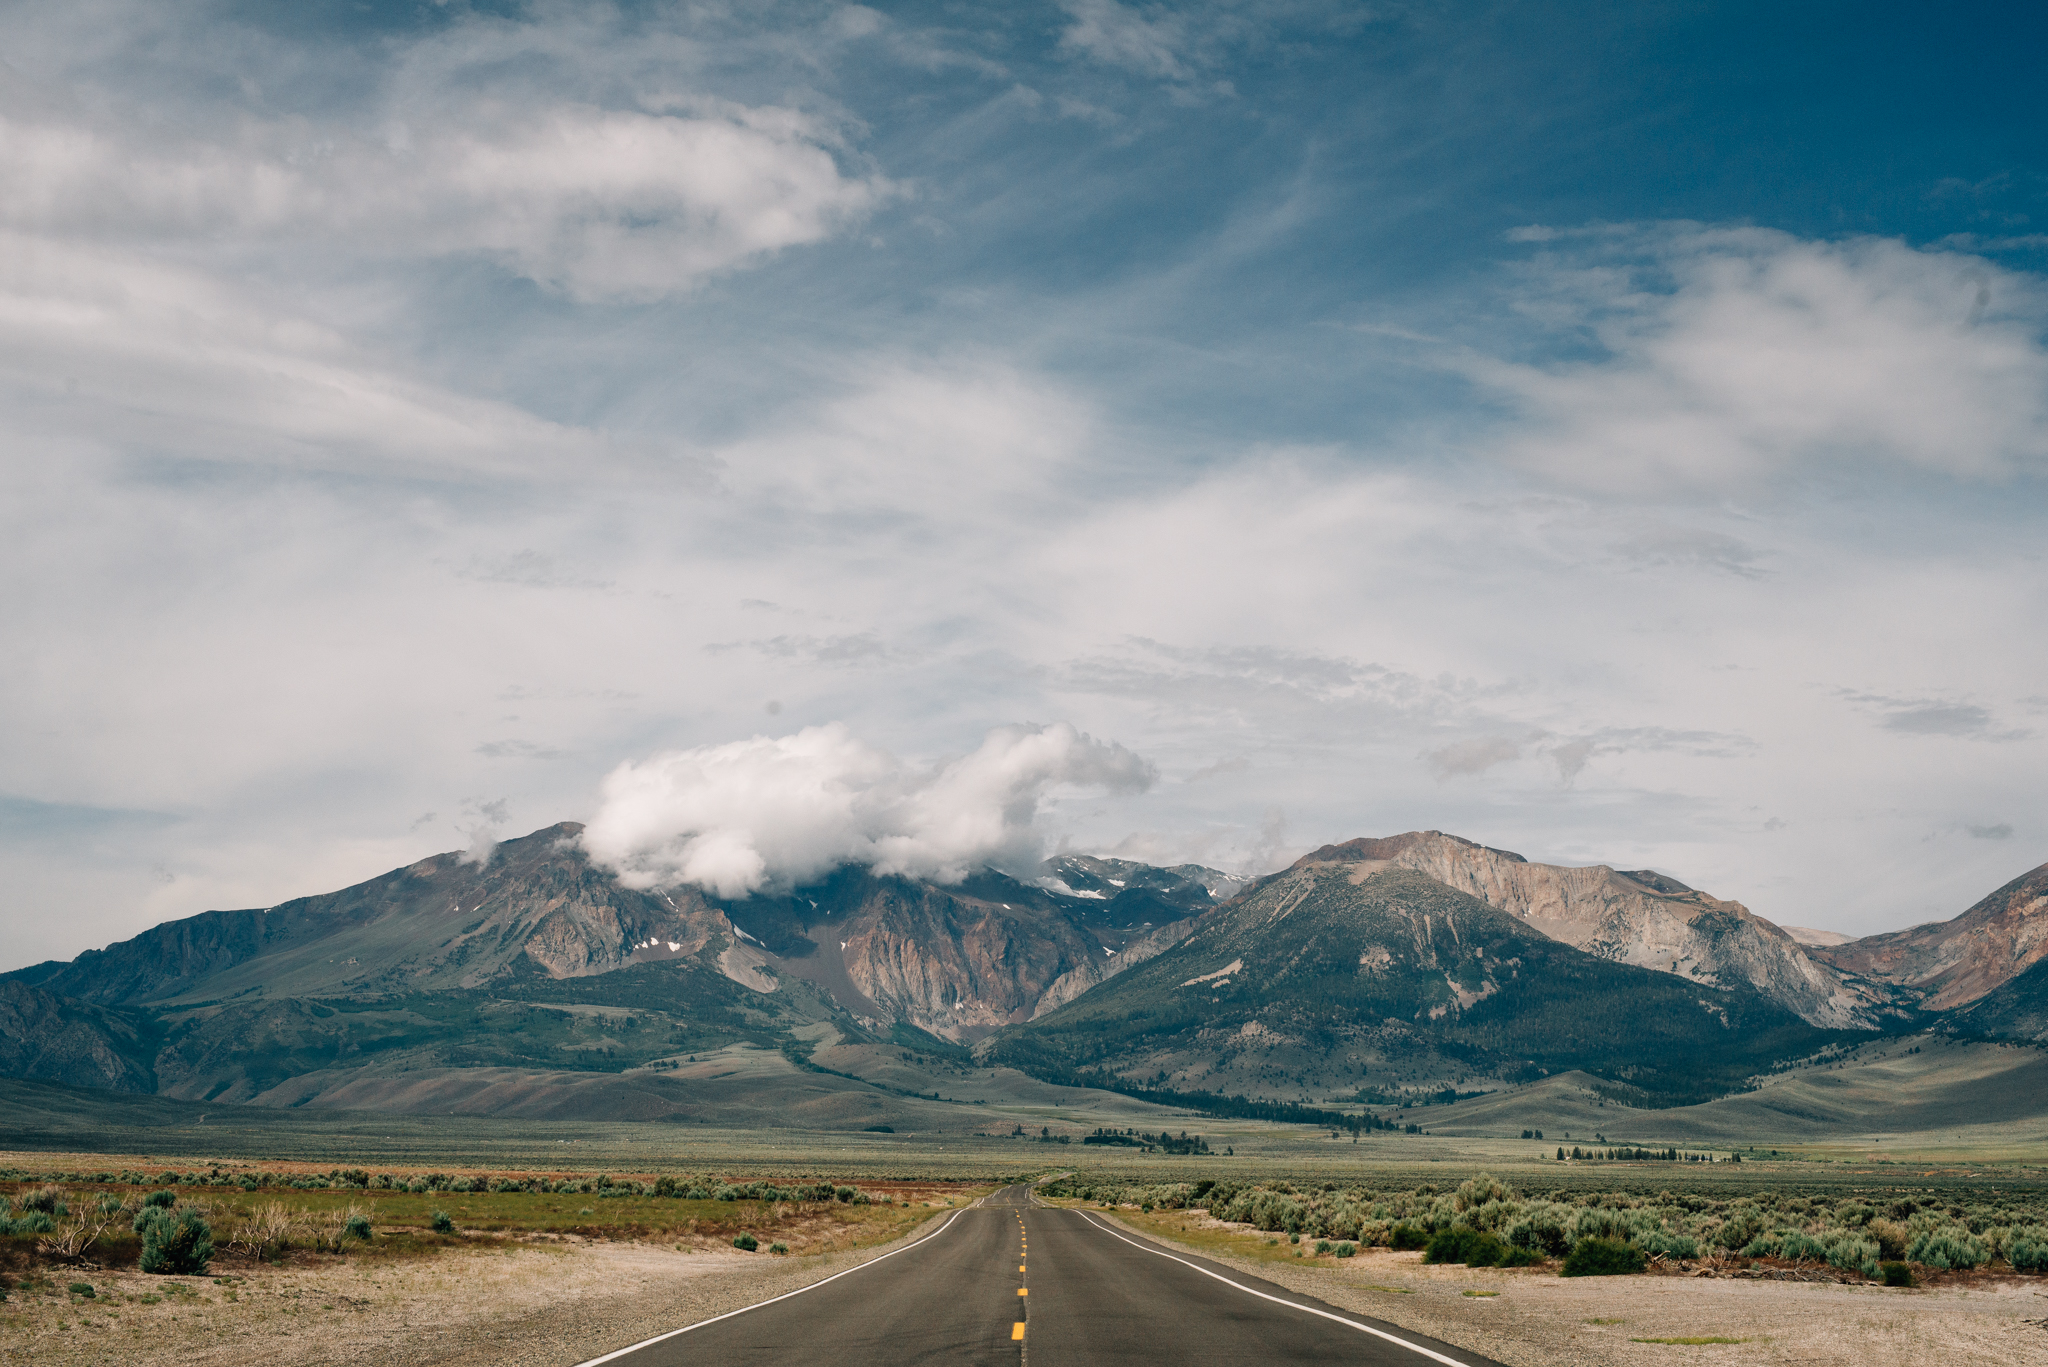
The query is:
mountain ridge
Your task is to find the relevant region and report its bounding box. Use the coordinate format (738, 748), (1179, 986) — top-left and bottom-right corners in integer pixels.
(1807, 861), (2048, 1011)
(1296, 831), (1902, 1028)
(7, 821), (2042, 1127)
(982, 859), (1838, 1108)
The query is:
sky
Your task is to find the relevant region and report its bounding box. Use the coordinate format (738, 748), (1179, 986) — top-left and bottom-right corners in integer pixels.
(4, 0), (2046, 969)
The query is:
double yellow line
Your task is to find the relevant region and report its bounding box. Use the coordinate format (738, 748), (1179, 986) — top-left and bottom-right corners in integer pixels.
(1013, 1208), (1028, 1340)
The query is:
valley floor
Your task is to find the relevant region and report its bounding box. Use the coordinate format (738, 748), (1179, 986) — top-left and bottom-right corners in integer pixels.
(1106, 1209), (2048, 1367)
(13, 1202), (2047, 1367)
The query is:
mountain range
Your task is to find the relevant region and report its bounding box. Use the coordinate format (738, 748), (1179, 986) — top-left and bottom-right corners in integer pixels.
(3, 823), (2043, 1123)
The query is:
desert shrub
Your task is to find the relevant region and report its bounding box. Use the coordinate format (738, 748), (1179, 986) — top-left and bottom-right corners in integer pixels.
(68, 1282), (94, 1297)
(769, 1242), (789, 1255)
(1426, 1228), (1507, 1267)
(1908, 1230), (1986, 1270)
(1714, 1204), (1766, 1253)
(344, 1213), (372, 1242)
(231, 1202), (297, 1259)
(1504, 1205), (1573, 1256)
(1334, 1243), (1356, 1258)
(733, 1233), (759, 1251)
(1388, 1224), (1428, 1250)
(1314, 1240), (1332, 1255)
(138, 1211), (214, 1275)
(1454, 1175), (1508, 1211)
(19, 1185), (67, 1216)
(5, 1211), (55, 1236)
(1867, 1218), (1909, 1262)
(2007, 1230), (2048, 1272)
(1881, 1261), (1914, 1287)
(1820, 1234), (1879, 1276)
(1775, 1230), (1830, 1263)
(1562, 1236), (1646, 1277)
(141, 1190), (178, 1210)
(1635, 1229), (1700, 1260)
(430, 1211), (455, 1235)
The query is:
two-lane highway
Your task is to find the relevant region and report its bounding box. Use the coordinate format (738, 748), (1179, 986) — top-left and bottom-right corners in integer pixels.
(578, 1185), (1501, 1366)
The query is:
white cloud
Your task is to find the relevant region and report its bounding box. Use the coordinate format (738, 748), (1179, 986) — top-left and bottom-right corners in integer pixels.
(1476, 227), (2048, 492)
(1424, 735), (1522, 778)
(0, 101), (887, 301)
(1058, 0), (1194, 81)
(717, 363), (1093, 525)
(580, 721), (1157, 897)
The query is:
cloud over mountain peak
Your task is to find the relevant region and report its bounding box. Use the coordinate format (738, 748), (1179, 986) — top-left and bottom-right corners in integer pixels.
(581, 722), (1156, 898)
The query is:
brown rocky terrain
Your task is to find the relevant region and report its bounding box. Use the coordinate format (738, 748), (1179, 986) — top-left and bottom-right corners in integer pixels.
(1807, 862), (2048, 1011)
(1297, 832), (1901, 1028)
(725, 859), (1229, 1040)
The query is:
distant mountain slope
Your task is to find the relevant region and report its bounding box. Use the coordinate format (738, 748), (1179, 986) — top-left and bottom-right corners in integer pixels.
(0, 824), (1250, 1116)
(1308, 832), (1897, 1028)
(1413, 1035), (2048, 1143)
(1940, 955), (2048, 1041)
(984, 854), (1833, 1107)
(4, 826), (1237, 1044)
(0, 980), (159, 1092)
(6, 823), (730, 1005)
(1809, 861), (2048, 1010)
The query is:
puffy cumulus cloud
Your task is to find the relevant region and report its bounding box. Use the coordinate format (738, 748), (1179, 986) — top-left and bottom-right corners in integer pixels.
(581, 722), (1157, 897)
(1476, 226), (2048, 493)
(0, 100), (887, 301)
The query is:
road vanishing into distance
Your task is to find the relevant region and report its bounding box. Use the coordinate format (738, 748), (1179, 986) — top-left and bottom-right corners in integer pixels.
(578, 1185), (1499, 1367)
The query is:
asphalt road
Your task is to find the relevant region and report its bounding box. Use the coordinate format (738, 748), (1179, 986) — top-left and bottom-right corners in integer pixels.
(578, 1185), (1502, 1367)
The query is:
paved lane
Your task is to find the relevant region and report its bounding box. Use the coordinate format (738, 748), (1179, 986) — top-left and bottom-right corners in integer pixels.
(579, 1185), (1500, 1367)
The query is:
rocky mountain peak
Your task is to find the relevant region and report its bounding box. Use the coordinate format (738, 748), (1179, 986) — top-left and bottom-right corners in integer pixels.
(1808, 861), (2048, 1010)
(1296, 830), (1899, 1028)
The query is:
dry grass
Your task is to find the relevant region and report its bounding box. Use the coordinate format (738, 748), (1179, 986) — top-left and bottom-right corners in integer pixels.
(0, 1237), (775, 1366)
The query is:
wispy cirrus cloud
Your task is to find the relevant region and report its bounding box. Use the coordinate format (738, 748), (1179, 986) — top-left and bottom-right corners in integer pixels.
(1472, 226), (2048, 494)
(1838, 691), (2033, 741)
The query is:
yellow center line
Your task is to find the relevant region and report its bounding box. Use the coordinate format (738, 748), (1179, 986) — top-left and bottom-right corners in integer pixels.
(1018, 1288), (1028, 1295)
(1012, 1323), (1026, 1340)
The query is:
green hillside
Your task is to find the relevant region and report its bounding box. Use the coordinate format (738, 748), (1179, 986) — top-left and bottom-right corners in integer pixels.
(983, 863), (1836, 1107)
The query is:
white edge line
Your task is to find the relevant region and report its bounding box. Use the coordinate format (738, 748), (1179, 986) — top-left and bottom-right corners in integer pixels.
(568, 1208), (966, 1367)
(1076, 1211), (1481, 1367)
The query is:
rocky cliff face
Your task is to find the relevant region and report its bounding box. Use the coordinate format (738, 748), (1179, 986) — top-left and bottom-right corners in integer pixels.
(1808, 862), (2048, 1010)
(0, 980), (157, 1092)
(988, 859), (1828, 1107)
(1296, 832), (1897, 1028)
(723, 861), (1229, 1041)
(1029, 915), (1201, 1019)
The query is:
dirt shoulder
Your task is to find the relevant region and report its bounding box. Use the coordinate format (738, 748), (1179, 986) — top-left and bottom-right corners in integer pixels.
(1, 1217), (959, 1367)
(1096, 1210), (2048, 1367)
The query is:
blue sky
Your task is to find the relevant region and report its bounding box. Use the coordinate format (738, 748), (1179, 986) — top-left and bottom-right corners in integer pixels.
(3, 0), (2045, 966)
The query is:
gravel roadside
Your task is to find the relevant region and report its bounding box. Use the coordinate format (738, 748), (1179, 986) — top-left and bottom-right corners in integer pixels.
(1095, 1212), (2048, 1367)
(2, 1212), (961, 1367)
